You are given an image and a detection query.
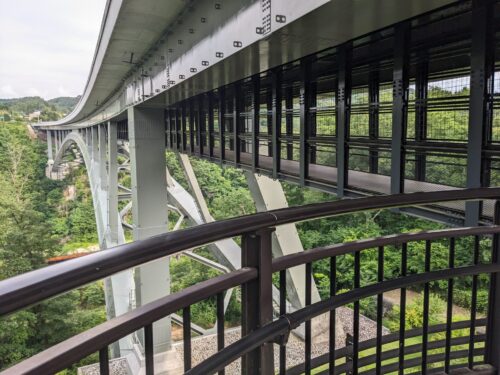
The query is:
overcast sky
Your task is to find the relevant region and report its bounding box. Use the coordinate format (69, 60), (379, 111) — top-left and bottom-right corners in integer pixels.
(0, 0), (106, 100)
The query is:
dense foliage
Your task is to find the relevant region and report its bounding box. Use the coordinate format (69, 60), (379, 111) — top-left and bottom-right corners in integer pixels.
(0, 96), (80, 122)
(0, 123), (104, 372)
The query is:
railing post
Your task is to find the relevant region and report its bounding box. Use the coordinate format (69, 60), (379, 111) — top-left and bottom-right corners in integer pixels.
(241, 228), (275, 375)
(486, 200), (500, 367)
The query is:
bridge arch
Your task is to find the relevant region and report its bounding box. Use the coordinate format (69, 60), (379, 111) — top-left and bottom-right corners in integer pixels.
(50, 130), (134, 356)
(51, 131), (108, 247)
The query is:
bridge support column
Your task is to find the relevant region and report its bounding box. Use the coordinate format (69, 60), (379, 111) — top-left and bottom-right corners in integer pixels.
(47, 131), (53, 161)
(105, 121), (134, 358)
(98, 124), (107, 192)
(57, 131), (62, 150)
(85, 128), (91, 147)
(107, 121), (119, 244)
(246, 172), (320, 309)
(128, 106), (171, 355)
(91, 126), (98, 162)
(54, 131), (59, 154)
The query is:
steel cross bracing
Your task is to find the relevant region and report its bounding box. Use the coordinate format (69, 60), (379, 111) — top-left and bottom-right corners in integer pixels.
(161, 0), (500, 227)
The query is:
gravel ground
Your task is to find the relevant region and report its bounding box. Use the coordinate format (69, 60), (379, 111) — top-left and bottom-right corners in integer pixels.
(78, 307), (386, 374)
(78, 357), (131, 375)
(174, 306), (388, 374)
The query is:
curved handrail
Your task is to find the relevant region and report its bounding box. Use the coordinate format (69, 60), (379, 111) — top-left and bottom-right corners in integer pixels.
(2, 226), (495, 373)
(285, 319), (486, 375)
(272, 225), (500, 272)
(0, 268), (257, 375)
(1, 187), (499, 316)
(186, 264), (500, 374)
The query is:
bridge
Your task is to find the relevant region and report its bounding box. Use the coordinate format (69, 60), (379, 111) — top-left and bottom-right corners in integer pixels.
(1, 0), (500, 374)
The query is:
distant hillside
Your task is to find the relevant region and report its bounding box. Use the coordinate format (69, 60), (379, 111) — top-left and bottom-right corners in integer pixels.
(0, 95), (80, 122)
(48, 96), (80, 114)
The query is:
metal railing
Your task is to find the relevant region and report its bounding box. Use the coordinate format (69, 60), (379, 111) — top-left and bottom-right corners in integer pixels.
(1, 188), (500, 374)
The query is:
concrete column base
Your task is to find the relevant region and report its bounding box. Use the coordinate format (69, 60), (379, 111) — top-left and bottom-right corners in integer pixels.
(125, 344), (183, 375)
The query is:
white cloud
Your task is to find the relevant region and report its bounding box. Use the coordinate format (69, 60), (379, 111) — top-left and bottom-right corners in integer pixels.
(0, 85), (18, 98)
(0, 0), (106, 99)
(26, 88), (42, 97)
(57, 86), (70, 97)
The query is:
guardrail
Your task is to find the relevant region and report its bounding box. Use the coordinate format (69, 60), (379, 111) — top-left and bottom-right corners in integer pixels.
(1, 188), (500, 374)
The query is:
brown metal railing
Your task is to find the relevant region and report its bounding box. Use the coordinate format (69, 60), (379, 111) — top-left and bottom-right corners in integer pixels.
(1, 188), (500, 374)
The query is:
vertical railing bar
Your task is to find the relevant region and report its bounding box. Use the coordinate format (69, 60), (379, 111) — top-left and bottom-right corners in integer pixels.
(422, 240), (432, 374)
(216, 292), (225, 375)
(99, 347), (109, 375)
(183, 306), (192, 371)
(144, 324), (154, 375)
(376, 246), (384, 375)
(444, 237), (455, 373)
(305, 262), (312, 375)
(353, 251), (360, 375)
(469, 235), (480, 368)
(279, 269), (287, 375)
(398, 243), (407, 375)
(241, 229), (274, 374)
(486, 200), (500, 369)
(329, 256), (337, 375)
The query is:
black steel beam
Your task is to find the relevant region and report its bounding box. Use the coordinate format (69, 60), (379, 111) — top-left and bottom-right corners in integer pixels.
(197, 95), (203, 157)
(218, 87), (225, 166)
(300, 57), (312, 186)
(285, 86), (293, 161)
(175, 106), (181, 151)
(189, 99), (195, 154)
(252, 75), (260, 171)
(336, 44), (352, 197)
(414, 57), (428, 181)
(390, 22), (410, 195)
(208, 93), (215, 158)
(465, 0), (494, 226)
(182, 103), (187, 153)
(267, 85), (273, 157)
(272, 68), (282, 179)
(165, 108), (171, 148)
(368, 67), (379, 174)
(234, 83), (241, 165)
(309, 81), (317, 166)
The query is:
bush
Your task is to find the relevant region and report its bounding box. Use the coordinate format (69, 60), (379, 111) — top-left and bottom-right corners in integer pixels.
(385, 293), (446, 332)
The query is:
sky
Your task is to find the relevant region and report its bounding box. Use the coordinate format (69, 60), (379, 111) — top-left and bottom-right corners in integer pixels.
(0, 0), (106, 100)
